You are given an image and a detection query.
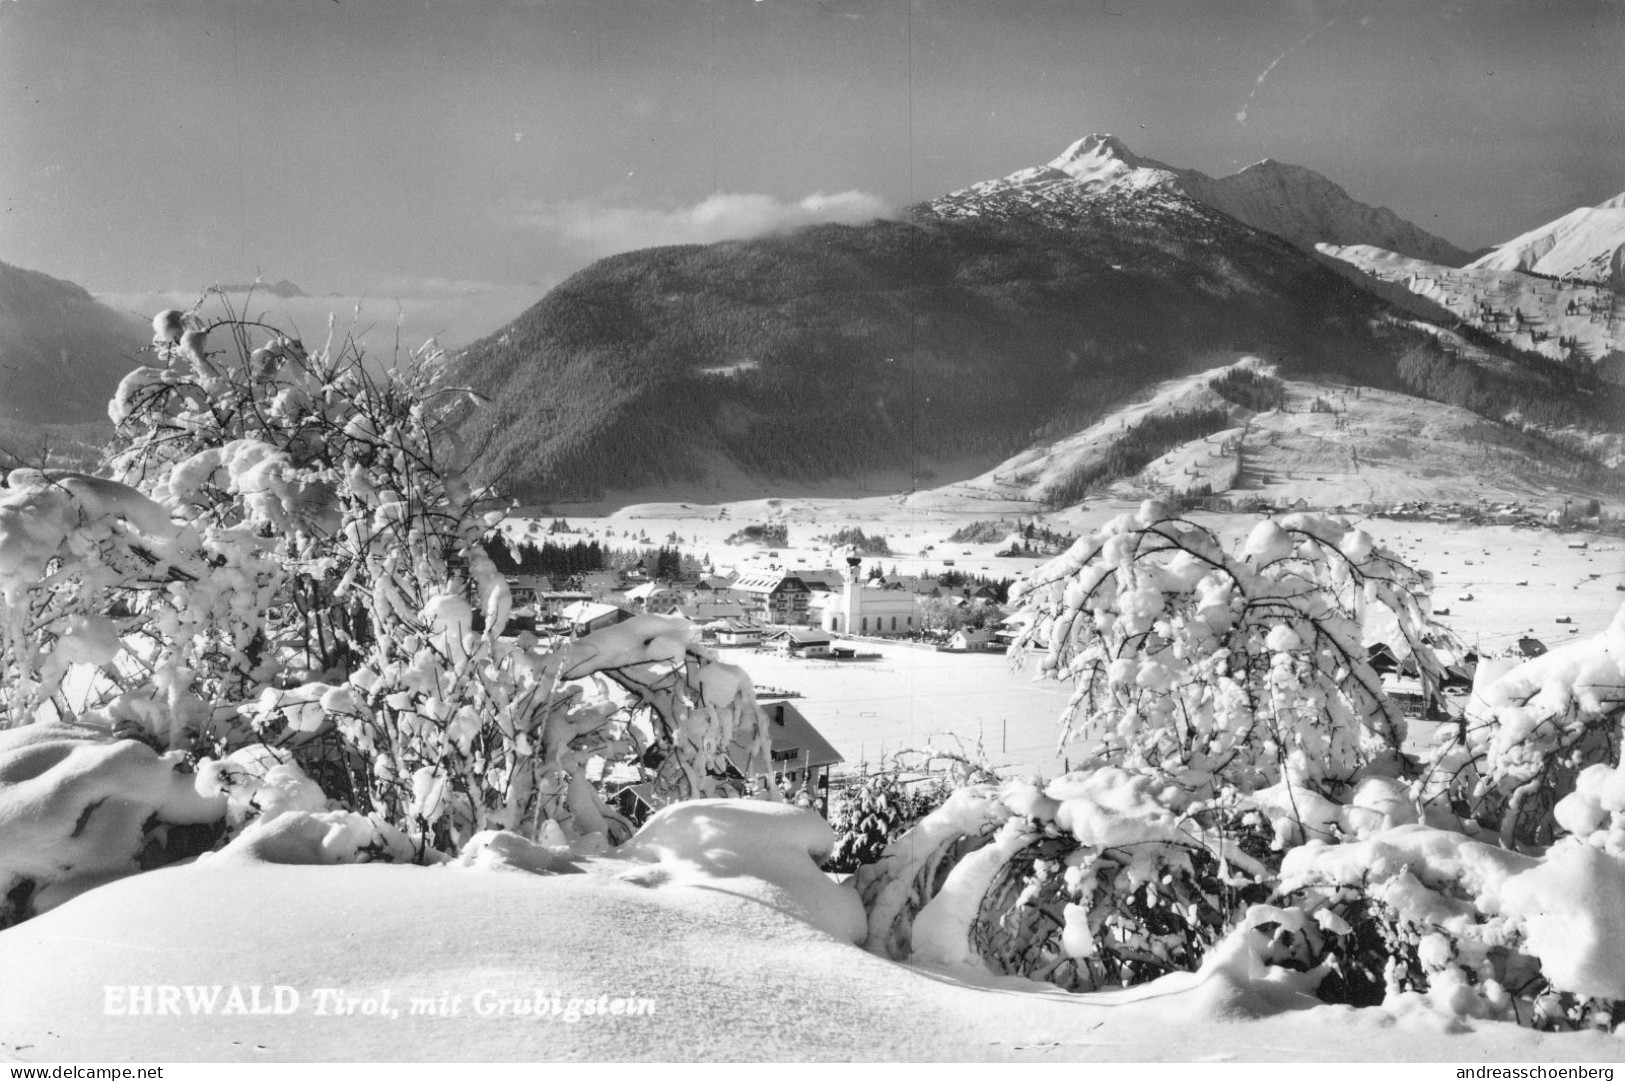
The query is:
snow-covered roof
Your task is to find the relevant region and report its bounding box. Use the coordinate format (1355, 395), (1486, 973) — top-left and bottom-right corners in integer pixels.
(742, 700), (843, 772)
(730, 571), (809, 595)
(766, 627), (832, 645)
(560, 601), (626, 624)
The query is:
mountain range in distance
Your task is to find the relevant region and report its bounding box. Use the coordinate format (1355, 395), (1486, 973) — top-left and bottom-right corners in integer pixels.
(448, 135), (1623, 509)
(4, 135), (1622, 511)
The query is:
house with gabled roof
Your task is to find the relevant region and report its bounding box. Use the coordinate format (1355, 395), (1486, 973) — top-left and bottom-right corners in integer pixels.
(764, 626), (833, 657)
(611, 697), (844, 820)
(706, 618), (765, 647)
(560, 600), (635, 636)
(622, 580), (684, 613)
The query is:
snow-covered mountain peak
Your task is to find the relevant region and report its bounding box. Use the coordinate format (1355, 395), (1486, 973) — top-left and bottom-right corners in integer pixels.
(924, 136), (1470, 266)
(1233, 158), (1321, 181)
(1048, 133), (1146, 174)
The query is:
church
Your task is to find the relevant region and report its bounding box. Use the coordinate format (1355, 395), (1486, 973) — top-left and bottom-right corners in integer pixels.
(812, 554), (920, 637)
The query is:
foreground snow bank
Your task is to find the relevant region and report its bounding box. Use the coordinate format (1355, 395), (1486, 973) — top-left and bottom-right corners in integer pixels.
(2, 824), (1617, 1062)
(615, 800), (866, 943)
(0, 724), (225, 918)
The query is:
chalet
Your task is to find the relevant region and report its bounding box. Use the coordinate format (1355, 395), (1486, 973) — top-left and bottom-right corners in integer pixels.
(1380, 672), (1447, 720)
(707, 618), (764, 647)
(615, 699), (845, 819)
(559, 600), (635, 636)
(752, 699), (844, 812)
(622, 581), (684, 613)
(944, 627), (995, 651)
(1366, 642), (1403, 675)
(996, 611), (1034, 645)
(728, 570), (812, 625)
(766, 626), (834, 657)
(534, 590), (592, 621)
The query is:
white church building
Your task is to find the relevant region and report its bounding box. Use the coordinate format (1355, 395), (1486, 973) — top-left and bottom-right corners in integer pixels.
(813, 556), (920, 637)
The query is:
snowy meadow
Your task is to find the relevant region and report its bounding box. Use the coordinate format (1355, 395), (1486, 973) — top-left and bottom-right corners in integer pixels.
(1, 314), (1624, 1064)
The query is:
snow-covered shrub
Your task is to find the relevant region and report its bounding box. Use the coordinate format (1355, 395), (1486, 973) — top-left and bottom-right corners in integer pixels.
(825, 764), (953, 874)
(1259, 822), (1625, 1028)
(857, 769), (1272, 991)
(1267, 825), (1532, 1017)
(1423, 605), (1625, 850)
(0, 304), (771, 890)
(1010, 501), (1442, 801)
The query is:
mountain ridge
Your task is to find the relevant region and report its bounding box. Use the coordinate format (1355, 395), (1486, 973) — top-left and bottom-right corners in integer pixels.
(928, 134), (1474, 267)
(1466, 193), (1625, 289)
(0, 259), (149, 428)
(448, 167), (1598, 507)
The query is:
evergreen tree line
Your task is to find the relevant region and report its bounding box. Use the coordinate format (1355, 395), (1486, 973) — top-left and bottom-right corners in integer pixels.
(1208, 367), (1287, 412)
(483, 539), (697, 581)
(815, 527), (891, 555)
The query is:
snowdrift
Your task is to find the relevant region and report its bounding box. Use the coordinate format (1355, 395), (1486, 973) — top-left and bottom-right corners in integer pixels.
(4, 796), (1619, 1063)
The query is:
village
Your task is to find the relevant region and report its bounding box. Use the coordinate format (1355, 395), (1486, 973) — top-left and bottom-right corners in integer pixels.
(487, 538), (1016, 654)
(478, 499), (1622, 826)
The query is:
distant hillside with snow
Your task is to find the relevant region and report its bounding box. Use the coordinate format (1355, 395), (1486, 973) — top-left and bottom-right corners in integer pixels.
(1466, 192), (1625, 289)
(901, 357), (1622, 513)
(1321, 243), (1625, 380)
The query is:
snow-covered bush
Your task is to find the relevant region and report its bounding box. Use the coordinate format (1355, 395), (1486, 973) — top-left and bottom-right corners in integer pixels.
(0, 304), (772, 918)
(825, 764), (953, 874)
(1423, 606), (1625, 850)
(857, 770), (1273, 991)
(1011, 501), (1441, 803)
(1269, 822), (1625, 1029)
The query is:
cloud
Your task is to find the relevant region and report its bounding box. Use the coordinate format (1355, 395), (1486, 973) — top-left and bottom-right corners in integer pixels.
(517, 190), (894, 254)
(96, 279), (541, 355)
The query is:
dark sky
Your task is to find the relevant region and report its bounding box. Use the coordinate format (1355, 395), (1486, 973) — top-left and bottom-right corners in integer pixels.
(3, 0), (1622, 315)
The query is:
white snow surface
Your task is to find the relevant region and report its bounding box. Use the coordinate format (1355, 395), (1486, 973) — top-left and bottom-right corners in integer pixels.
(4, 801), (1620, 1062)
(1468, 196), (1625, 289)
(1321, 242), (1625, 376)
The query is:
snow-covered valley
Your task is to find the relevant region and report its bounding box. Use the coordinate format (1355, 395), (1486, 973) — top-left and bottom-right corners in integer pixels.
(9, 481), (1619, 1061)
